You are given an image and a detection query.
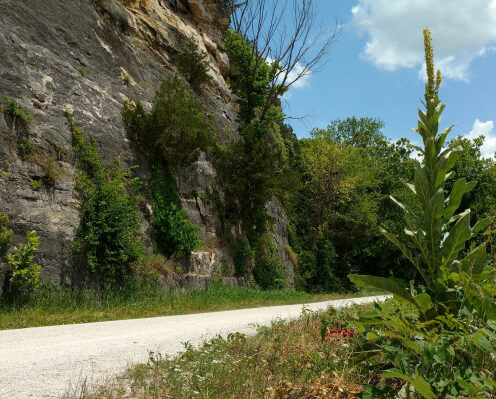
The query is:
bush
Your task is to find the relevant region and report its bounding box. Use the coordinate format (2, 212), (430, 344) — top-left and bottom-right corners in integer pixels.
(0, 212), (13, 248)
(7, 231), (41, 300)
(26, 153), (66, 187)
(149, 161), (200, 257)
(132, 253), (181, 281)
(66, 111), (144, 283)
(123, 76), (216, 167)
(253, 236), (286, 290)
(153, 201), (200, 257)
(0, 97), (33, 127)
(233, 238), (253, 276)
(177, 37), (212, 90)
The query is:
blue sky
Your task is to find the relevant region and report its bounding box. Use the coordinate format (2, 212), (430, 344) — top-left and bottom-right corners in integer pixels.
(282, 0), (496, 157)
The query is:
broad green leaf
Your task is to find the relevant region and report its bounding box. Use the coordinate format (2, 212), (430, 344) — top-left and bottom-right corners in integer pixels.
(472, 218), (490, 235)
(447, 146), (462, 169)
(442, 209), (471, 267)
(414, 168), (431, 206)
(444, 178), (467, 222)
(348, 274), (415, 307)
(411, 375), (436, 399)
(390, 196), (419, 221)
(436, 125), (454, 152)
(379, 228), (425, 279)
(413, 293), (435, 317)
(459, 245), (486, 274)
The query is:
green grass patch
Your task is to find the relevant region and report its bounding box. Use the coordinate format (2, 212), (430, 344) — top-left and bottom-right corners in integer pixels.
(0, 282), (374, 330)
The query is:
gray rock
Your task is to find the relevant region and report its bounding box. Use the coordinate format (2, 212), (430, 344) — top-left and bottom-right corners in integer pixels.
(0, 0), (294, 292)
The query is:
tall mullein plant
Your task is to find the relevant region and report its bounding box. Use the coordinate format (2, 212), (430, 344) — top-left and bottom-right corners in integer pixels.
(349, 29), (493, 321)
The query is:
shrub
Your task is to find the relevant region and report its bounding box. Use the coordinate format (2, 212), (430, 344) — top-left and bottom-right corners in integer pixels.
(153, 200), (200, 257)
(30, 179), (42, 190)
(26, 153), (66, 187)
(123, 76), (216, 166)
(66, 111), (144, 283)
(253, 236), (286, 290)
(7, 231), (42, 299)
(0, 97), (33, 127)
(177, 37), (212, 90)
(0, 212), (13, 248)
(233, 238), (253, 276)
(149, 162), (200, 257)
(132, 253), (180, 281)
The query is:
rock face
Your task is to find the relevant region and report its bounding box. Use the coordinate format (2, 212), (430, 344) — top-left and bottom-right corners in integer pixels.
(0, 0), (294, 293)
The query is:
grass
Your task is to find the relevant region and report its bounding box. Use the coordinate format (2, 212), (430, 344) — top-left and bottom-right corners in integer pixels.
(0, 281), (376, 330)
(65, 303), (381, 399)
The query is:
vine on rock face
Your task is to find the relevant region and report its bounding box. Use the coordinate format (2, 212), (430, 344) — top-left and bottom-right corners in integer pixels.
(66, 111), (143, 284)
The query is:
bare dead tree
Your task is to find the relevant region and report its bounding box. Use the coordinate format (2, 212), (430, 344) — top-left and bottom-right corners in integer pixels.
(229, 0), (339, 121)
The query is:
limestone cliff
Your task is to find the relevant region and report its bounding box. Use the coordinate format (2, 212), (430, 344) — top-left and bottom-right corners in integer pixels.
(0, 0), (294, 292)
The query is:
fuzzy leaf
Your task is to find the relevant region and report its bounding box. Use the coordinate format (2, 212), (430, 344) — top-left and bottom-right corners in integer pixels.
(442, 209), (471, 267)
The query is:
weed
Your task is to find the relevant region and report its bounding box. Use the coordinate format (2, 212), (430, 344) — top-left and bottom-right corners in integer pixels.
(1, 160), (11, 178)
(6, 231), (41, 303)
(26, 153), (66, 187)
(0, 97), (33, 130)
(122, 74), (131, 85)
(132, 253), (180, 281)
(0, 212), (13, 247)
(30, 180), (42, 190)
(76, 68), (86, 77)
(21, 138), (33, 158)
(62, 303), (373, 399)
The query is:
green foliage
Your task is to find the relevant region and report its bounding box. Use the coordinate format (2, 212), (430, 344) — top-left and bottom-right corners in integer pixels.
(352, 301), (496, 398)
(224, 29), (286, 125)
(26, 153), (66, 187)
(0, 212), (13, 247)
(350, 29), (493, 320)
(149, 161), (200, 257)
(76, 67), (86, 77)
(0, 97), (33, 127)
(253, 235), (286, 290)
(346, 29), (496, 399)
(287, 116), (415, 291)
(123, 76), (216, 167)
(66, 111), (143, 283)
(30, 179), (42, 190)
(233, 238), (253, 276)
(177, 37), (212, 89)
(21, 138), (33, 158)
(215, 121), (290, 236)
(153, 201), (200, 257)
(7, 231), (41, 298)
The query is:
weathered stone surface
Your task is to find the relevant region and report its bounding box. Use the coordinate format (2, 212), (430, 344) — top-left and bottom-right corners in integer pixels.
(0, 0), (294, 291)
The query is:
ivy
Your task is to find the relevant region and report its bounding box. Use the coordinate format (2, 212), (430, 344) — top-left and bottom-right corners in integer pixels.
(66, 111), (143, 283)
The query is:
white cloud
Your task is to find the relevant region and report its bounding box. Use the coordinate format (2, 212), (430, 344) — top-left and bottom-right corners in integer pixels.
(463, 119), (496, 158)
(286, 64), (311, 89)
(351, 0), (496, 80)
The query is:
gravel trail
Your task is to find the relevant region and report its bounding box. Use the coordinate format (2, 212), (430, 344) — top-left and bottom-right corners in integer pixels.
(0, 295), (389, 399)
